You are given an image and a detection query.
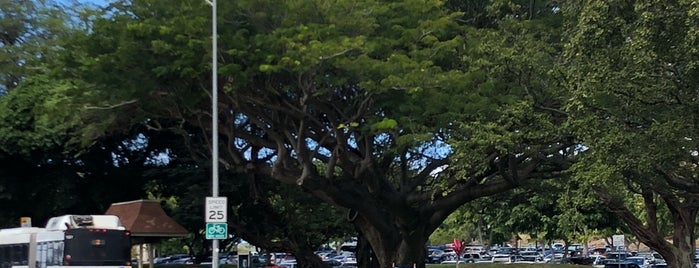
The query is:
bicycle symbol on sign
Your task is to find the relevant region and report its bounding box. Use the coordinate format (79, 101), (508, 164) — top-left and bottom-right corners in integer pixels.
(207, 224), (225, 235)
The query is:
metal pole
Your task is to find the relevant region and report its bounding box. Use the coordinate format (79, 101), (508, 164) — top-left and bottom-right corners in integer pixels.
(208, 0), (220, 267)
(210, 0), (219, 204)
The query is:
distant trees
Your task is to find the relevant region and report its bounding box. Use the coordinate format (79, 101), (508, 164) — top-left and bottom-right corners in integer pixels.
(432, 174), (629, 252)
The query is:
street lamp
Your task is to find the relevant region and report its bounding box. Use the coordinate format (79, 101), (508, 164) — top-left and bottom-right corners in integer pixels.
(203, 0), (220, 268)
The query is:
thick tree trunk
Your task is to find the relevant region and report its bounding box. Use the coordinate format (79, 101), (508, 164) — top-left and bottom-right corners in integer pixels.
(353, 215), (429, 268)
(294, 248), (326, 268)
(356, 232), (380, 267)
(600, 188), (698, 268)
(656, 207), (696, 268)
(662, 248), (694, 268)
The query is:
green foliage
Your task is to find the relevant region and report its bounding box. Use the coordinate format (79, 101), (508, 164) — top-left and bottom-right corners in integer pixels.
(0, 115), (157, 229)
(370, 118), (398, 132)
(144, 154), (353, 257)
(430, 208), (478, 245)
(1, 0), (578, 266)
(564, 0), (699, 213)
(55, 0), (213, 146)
(563, 1), (699, 264)
(0, 75), (81, 156)
(446, 14), (568, 180)
(0, 0), (74, 92)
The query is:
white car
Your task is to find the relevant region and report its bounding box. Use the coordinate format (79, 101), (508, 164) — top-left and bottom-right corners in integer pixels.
(492, 254), (513, 263)
(544, 253), (564, 263)
(626, 256), (650, 268)
(463, 253), (491, 263)
(440, 258), (467, 264)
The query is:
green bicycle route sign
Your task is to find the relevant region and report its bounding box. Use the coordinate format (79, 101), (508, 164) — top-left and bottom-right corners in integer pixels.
(205, 222), (227, 240)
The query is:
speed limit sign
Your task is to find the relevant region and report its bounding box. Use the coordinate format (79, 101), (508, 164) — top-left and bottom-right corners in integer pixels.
(205, 197), (227, 223)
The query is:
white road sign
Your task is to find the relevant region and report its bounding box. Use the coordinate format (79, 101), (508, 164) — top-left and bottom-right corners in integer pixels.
(612, 234), (625, 248)
(205, 197), (227, 223)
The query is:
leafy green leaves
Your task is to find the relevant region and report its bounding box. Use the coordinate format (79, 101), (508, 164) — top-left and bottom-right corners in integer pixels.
(563, 2), (699, 261)
(0, 76), (84, 156)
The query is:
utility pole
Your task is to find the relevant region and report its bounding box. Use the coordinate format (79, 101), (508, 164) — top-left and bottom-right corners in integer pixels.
(203, 0), (221, 268)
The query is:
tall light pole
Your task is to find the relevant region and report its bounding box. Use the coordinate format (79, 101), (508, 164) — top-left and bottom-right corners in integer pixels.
(204, 0), (220, 267)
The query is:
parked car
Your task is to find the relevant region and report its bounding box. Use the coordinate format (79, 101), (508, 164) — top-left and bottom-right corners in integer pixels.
(553, 243), (564, 251)
(318, 252), (339, 261)
(157, 254), (190, 264)
(462, 253), (491, 263)
(426, 249), (446, 263)
(604, 261), (642, 268)
(607, 251), (631, 261)
(491, 247), (516, 263)
(440, 258), (468, 264)
(341, 259), (357, 266)
(545, 253), (564, 263)
(169, 257), (193, 264)
(591, 255), (607, 267)
(278, 260), (297, 268)
(464, 245), (485, 254)
(548, 258), (573, 264)
(153, 257), (170, 264)
(625, 256), (649, 268)
(495, 247), (516, 255)
(648, 252), (665, 264)
(592, 248), (609, 256)
(323, 259), (343, 267)
(279, 255), (296, 263)
(492, 254), (513, 263)
(331, 254), (356, 264)
(649, 263), (667, 268)
(518, 251), (543, 262)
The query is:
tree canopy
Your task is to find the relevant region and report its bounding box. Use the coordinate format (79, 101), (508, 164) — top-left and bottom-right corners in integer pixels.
(564, 0), (699, 267)
(55, 0), (573, 266)
(4, 1), (699, 268)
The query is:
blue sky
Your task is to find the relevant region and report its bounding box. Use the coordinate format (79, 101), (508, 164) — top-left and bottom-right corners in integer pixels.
(89, 0), (108, 6)
(57, 0), (109, 7)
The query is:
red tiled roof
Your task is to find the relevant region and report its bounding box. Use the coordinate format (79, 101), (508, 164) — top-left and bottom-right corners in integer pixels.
(105, 200), (188, 237)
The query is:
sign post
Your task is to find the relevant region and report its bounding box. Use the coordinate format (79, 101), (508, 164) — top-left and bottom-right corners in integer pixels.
(205, 197), (226, 267)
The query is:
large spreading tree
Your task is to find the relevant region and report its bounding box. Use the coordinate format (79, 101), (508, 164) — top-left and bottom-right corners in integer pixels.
(564, 1), (699, 267)
(59, 0), (575, 267)
(8, 2), (699, 268)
